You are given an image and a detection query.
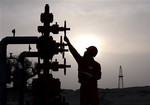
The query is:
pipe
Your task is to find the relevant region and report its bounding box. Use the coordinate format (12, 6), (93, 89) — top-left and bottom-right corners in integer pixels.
(18, 51), (39, 105)
(0, 36), (38, 62)
(0, 36), (38, 105)
(19, 51), (39, 64)
(1, 36), (38, 45)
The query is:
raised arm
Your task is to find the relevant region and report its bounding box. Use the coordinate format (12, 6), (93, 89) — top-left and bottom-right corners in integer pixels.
(64, 36), (82, 63)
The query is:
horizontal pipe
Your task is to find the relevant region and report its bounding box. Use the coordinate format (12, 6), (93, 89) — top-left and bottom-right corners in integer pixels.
(19, 51), (39, 64)
(1, 36), (38, 45)
(0, 36), (39, 62)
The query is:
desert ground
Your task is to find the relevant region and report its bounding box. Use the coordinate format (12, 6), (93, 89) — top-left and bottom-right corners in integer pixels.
(7, 86), (150, 105)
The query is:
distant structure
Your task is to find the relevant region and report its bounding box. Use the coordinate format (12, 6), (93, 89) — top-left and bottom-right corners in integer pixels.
(118, 66), (124, 88)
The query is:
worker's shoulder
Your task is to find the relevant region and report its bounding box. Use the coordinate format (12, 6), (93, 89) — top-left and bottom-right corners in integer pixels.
(93, 60), (100, 66)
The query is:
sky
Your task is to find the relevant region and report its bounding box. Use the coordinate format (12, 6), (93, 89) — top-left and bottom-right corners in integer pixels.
(0, 0), (150, 90)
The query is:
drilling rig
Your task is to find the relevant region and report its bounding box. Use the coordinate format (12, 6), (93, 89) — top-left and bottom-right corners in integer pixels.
(0, 4), (71, 105)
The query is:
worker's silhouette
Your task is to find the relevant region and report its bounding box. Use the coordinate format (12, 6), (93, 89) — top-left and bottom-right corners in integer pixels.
(64, 36), (102, 105)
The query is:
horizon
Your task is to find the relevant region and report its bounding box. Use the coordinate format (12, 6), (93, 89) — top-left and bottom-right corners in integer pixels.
(1, 0), (150, 90)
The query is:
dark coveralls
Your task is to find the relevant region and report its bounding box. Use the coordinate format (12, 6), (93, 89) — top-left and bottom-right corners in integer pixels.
(67, 42), (102, 105)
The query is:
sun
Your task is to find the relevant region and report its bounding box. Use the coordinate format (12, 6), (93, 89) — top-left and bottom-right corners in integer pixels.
(72, 34), (102, 56)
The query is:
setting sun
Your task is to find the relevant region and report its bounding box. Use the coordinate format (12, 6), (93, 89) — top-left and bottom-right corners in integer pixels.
(72, 34), (102, 56)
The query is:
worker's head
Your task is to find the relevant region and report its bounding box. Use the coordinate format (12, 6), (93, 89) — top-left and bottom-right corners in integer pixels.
(84, 46), (98, 58)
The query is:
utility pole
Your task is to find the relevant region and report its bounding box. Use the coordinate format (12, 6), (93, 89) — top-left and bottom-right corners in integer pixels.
(118, 66), (124, 88)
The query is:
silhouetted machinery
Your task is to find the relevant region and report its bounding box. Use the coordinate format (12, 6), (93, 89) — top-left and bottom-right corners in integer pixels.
(33, 4), (71, 105)
(0, 4), (70, 105)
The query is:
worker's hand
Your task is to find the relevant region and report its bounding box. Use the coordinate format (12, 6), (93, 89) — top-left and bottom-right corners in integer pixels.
(64, 36), (70, 43)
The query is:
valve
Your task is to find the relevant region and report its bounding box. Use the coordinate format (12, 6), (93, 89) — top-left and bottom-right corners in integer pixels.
(64, 58), (66, 75)
(64, 21), (67, 36)
(63, 58), (71, 75)
(51, 59), (59, 71)
(50, 58), (71, 75)
(62, 20), (70, 37)
(41, 4), (53, 23)
(59, 36), (68, 58)
(51, 21), (70, 35)
(51, 22), (59, 34)
(37, 4), (71, 75)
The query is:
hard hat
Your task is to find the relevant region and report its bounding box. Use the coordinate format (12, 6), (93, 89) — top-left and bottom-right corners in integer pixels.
(86, 46), (98, 57)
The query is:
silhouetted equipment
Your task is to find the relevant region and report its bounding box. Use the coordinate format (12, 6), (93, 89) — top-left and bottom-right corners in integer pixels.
(12, 29), (15, 37)
(118, 66), (124, 88)
(9, 53), (13, 59)
(34, 4), (70, 105)
(0, 4), (70, 105)
(28, 44), (31, 52)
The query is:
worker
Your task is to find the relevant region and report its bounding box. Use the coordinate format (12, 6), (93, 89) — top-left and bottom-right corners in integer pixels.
(64, 36), (102, 105)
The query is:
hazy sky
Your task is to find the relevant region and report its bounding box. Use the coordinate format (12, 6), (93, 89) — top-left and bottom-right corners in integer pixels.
(0, 0), (150, 90)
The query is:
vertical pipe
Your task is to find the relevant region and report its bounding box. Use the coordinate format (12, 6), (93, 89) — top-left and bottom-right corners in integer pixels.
(0, 37), (38, 105)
